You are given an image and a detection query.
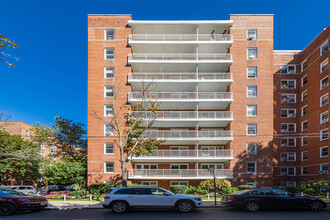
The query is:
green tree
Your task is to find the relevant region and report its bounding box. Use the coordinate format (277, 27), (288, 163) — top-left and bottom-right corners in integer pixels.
(0, 130), (42, 184)
(0, 34), (17, 67)
(30, 122), (57, 158)
(200, 178), (231, 192)
(51, 116), (87, 162)
(43, 160), (86, 185)
(90, 83), (164, 186)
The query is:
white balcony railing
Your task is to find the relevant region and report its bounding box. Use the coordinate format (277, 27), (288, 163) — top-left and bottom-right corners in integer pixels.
(142, 130), (232, 139)
(128, 53), (232, 62)
(128, 169), (233, 179)
(128, 92), (233, 100)
(133, 149), (233, 159)
(129, 34), (233, 42)
(128, 73), (232, 81)
(131, 111), (233, 120)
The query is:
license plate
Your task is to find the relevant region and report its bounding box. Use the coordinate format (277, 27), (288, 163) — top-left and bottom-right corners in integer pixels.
(40, 203), (46, 206)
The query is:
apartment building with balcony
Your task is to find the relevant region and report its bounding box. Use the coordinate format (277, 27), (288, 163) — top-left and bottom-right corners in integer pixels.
(87, 14), (329, 188)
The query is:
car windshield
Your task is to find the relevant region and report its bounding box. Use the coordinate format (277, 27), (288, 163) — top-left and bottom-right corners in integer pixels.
(0, 188), (24, 196)
(232, 190), (251, 195)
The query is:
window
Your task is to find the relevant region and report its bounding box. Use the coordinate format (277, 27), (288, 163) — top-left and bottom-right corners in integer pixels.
(246, 162), (256, 173)
(170, 181), (188, 186)
(247, 86), (257, 97)
(105, 105), (114, 117)
(105, 124), (114, 136)
(321, 41), (328, 56)
(321, 111), (329, 124)
(280, 152), (296, 161)
(280, 181), (296, 187)
(281, 138), (296, 147)
(281, 109), (296, 118)
(105, 48), (115, 60)
(247, 143), (257, 155)
(247, 67), (257, 78)
(136, 181), (158, 186)
(302, 136), (307, 146)
(105, 29), (115, 40)
(301, 75), (307, 87)
(281, 80), (296, 89)
(115, 188), (131, 194)
(302, 151), (307, 161)
(250, 190), (273, 195)
(49, 148), (55, 154)
(105, 67), (114, 79)
(25, 130), (29, 137)
(320, 76), (329, 90)
(104, 162), (114, 173)
(105, 86), (114, 97)
(321, 59), (329, 73)
(247, 124), (257, 135)
(320, 164), (329, 174)
(302, 90), (307, 102)
(280, 167), (295, 176)
(281, 123), (296, 132)
(280, 65), (296, 74)
(105, 143), (114, 154)
(302, 105), (307, 116)
(321, 93), (329, 106)
(247, 105), (257, 116)
(302, 60), (308, 71)
(247, 29), (257, 40)
(320, 146), (329, 158)
(321, 129), (329, 141)
(246, 181), (256, 187)
(247, 48), (257, 59)
(281, 94), (296, 103)
(131, 188), (150, 195)
(136, 164), (158, 170)
(302, 167), (307, 175)
(301, 121), (307, 131)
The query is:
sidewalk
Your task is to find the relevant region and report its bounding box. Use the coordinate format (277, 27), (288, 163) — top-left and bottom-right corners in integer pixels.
(47, 199), (330, 210)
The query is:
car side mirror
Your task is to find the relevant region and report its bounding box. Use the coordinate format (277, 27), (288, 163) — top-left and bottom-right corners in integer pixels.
(164, 192), (171, 196)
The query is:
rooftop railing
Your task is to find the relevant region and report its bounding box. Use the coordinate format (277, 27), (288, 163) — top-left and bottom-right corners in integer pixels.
(128, 169), (233, 178)
(128, 92), (233, 100)
(129, 34), (233, 42)
(128, 53), (232, 61)
(128, 73), (232, 80)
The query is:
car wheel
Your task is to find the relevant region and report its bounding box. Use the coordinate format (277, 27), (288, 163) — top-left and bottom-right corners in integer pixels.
(0, 203), (17, 216)
(177, 200), (194, 213)
(309, 201), (324, 211)
(246, 202), (260, 212)
(111, 201), (128, 213)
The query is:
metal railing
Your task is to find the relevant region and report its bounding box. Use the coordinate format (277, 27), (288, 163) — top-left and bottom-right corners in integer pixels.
(128, 169), (233, 178)
(128, 73), (232, 80)
(128, 53), (232, 61)
(133, 149), (233, 158)
(142, 130), (233, 139)
(129, 34), (233, 42)
(131, 111), (233, 120)
(128, 92), (233, 100)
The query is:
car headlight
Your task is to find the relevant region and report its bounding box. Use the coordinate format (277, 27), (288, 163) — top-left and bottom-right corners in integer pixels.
(194, 197), (202, 201)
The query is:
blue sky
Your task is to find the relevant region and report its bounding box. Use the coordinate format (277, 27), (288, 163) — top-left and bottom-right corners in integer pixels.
(1, 0), (329, 127)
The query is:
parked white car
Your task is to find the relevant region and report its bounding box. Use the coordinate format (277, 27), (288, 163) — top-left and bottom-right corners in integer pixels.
(5, 185), (37, 195)
(102, 186), (202, 213)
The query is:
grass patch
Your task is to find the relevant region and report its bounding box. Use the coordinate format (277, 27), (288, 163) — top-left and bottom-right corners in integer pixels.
(202, 197), (222, 201)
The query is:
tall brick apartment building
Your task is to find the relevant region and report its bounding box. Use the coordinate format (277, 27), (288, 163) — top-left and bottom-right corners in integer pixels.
(87, 14), (329, 188)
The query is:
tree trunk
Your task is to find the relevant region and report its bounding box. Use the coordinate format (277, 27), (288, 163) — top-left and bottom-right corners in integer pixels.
(121, 163), (128, 187)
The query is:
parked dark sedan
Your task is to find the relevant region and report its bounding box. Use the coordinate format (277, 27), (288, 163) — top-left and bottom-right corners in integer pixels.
(221, 189), (327, 212)
(0, 187), (48, 216)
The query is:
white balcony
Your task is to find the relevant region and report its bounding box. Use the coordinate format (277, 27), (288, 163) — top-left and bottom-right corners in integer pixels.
(142, 130), (233, 145)
(132, 111), (233, 127)
(128, 53), (232, 64)
(131, 149), (233, 162)
(128, 169), (233, 180)
(128, 92), (233, 110)
(128, 73), (233, 92)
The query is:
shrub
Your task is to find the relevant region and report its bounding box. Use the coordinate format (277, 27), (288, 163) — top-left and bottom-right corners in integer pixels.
(70, 184), (80, 191)
(200, 179), (231, 192)
(237, 185), (255, 190)
(300, 180), (329, 193)
(220, 187), (239, 195)
(89, 183), (118, 198)
(279, 186), (296, 193)
(186, 186), (208, 195)
(70, 190), (88, 198)
(170, 185), (188, 194)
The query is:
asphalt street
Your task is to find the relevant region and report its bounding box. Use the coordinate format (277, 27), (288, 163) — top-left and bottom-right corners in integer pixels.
(2, 207), (330, 220)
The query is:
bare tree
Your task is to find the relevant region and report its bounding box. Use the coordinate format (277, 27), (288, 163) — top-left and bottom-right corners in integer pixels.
(0, 111), (13, 130)
(91, 82), (164, 186)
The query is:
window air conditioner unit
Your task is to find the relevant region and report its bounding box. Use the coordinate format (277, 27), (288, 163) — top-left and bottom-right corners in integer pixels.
(248, 54), (256, 59)
(281, 157), (287, 161)
(281, 144), (286, 147)
(323, 118), (329, 123)
(319, 170), (328, 174)
(248, 34), (256, 40)
(281, 172), (288, 176)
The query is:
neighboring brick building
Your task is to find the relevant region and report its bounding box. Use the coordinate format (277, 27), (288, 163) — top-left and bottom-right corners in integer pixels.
(87, 14), (329, 188)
